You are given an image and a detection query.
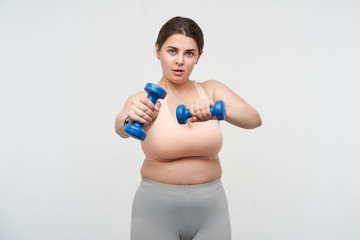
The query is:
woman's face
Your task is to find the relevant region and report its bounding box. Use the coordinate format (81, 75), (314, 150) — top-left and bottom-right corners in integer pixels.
(156, 34), (202, 84)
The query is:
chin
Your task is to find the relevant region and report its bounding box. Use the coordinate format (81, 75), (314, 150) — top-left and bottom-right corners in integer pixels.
(165, 76), (188, 85)
(172, 78), (189, 85)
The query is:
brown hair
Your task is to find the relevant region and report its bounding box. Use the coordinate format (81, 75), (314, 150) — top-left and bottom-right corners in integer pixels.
(156, 16), (204, 54)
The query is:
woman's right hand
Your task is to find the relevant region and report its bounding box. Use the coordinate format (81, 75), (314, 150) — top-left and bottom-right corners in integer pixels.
(127, 96), (161, 125)
(115, 92), (162, 138)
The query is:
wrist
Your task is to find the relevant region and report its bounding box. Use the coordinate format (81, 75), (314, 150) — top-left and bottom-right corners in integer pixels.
(123, 116), (131, 126)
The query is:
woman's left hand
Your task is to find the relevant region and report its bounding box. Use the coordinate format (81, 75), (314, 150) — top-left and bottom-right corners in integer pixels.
(187, 99), (215, 123)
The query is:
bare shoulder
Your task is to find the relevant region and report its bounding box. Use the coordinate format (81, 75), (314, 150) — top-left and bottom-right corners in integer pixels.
(201, 79), (226, 87)
(122, 91), (148, 110)
(200, 79), (230, 90)
(126, 91), (147, 102)
(198, 80), (234, 101)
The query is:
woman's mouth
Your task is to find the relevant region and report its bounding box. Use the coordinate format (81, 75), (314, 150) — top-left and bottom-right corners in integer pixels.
(173, 69), (184, 76)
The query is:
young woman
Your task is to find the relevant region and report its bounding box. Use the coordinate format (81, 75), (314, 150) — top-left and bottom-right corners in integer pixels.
(115, 16), (261, 240)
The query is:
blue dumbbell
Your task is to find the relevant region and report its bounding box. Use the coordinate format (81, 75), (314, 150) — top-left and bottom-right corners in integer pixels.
(124, 83), (167, 140)
(176, 100), (226, 124)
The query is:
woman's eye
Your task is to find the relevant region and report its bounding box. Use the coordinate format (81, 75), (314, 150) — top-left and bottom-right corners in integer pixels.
(169, 49), (176, 54)
(186, 52), (194, 56)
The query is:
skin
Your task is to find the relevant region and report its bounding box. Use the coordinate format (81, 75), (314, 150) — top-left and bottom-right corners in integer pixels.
(115, 34), (262, 185)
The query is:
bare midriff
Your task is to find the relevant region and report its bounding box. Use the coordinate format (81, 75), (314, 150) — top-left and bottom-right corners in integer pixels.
(140, 157), (222, 185)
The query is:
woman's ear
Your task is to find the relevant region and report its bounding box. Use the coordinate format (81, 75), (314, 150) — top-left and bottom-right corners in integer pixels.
(156, 43), (160, 60)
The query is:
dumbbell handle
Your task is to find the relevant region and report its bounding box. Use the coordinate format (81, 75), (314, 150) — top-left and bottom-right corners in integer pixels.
(176, 100), (226, 124)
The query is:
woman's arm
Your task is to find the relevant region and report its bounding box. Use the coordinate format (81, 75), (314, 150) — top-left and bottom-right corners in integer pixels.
(114, 92), (161, 138)
(202, 80), (262, 129)
(115, 107), (131, 138)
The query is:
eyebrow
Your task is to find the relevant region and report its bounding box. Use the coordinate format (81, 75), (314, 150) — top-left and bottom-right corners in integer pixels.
(166, 46), (197, 52)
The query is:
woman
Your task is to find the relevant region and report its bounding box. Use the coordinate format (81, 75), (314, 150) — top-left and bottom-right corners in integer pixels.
(115, 16), (261, 240)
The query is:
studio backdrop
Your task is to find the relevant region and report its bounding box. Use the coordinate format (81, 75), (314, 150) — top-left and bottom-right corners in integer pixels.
(0, 0), (359, 239)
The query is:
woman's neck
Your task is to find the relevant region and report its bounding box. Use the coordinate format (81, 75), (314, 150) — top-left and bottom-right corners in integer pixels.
(158, 77), (194, 95)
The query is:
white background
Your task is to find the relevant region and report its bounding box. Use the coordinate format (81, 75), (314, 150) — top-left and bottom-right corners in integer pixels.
(1, 0), (359, 239)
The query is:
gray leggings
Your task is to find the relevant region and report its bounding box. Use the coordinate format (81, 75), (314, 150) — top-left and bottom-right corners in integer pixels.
(131, 178), (231, 240)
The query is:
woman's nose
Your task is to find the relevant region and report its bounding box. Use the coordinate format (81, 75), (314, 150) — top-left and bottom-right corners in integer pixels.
(176, 54), (184, 66)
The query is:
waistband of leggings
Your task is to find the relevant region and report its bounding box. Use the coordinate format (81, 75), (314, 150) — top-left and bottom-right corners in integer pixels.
(140, 177), (223, 195)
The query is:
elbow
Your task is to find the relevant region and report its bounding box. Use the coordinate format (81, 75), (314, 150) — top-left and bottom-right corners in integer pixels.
(244, 120), (262, 129)
(249, 108), (262, 128)
(226, 110), (262, 129)
(252, 113), (262, 128)
(255, 111), (262, 127)
(244, 113), (262, 129)
(255, 117), (262, 128)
